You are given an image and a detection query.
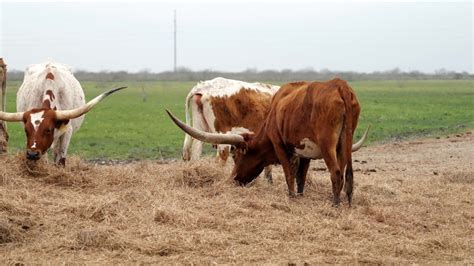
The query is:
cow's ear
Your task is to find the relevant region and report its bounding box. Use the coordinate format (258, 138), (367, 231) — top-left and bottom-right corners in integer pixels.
(240, 132), (254, 142)
(234, 142), (249, 154)
(55, 119), (70, 132)
(55, 119), (69, 128)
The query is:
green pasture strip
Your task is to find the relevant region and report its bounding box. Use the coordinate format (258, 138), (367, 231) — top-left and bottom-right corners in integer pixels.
(3, 80), (473, 160)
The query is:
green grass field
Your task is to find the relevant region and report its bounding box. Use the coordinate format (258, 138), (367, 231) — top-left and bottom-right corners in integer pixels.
(3, 80), (473, 160)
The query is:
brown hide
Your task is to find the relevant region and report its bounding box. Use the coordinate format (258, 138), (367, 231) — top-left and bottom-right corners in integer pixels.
(210, 88), (272, 134)
(233, 79), (361, 205)
(267, 79), (360, 150)
(23, 109), (62, 156)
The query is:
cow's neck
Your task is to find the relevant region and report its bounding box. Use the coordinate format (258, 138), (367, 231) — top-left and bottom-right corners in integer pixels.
(249, 127), (278, 166)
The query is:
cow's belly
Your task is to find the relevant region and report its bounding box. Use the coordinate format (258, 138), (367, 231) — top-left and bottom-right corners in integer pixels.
(294, 138), (323, 159)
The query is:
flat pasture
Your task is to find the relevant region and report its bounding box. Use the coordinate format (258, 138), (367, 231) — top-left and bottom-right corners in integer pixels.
(3, 80), (473, 160)
(1, 79), (473, 263)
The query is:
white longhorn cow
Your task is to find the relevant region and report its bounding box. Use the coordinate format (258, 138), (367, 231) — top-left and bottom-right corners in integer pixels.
(0, 60), (125, 165)
(182, 77), (279, 182)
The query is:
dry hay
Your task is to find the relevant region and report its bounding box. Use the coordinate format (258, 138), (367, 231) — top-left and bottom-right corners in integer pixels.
(0, 131), (473, 264)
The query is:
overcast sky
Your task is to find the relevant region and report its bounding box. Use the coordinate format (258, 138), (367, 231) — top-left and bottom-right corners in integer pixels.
(1, 1), (472, 73)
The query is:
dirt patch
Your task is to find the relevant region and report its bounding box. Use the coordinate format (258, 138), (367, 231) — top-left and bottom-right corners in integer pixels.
(0, 131), (473, 264)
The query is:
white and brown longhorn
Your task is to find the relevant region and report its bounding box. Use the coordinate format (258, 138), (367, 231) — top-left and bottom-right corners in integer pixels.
(182, 77), (279, 182)
(168, 79), (370, 206)
(0, 61), (126, 165)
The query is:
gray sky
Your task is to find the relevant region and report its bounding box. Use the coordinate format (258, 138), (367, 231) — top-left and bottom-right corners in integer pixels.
(1, 1), (472, 73)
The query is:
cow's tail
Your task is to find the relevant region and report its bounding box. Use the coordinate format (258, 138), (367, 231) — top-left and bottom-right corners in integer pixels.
(339, 85), (355, 205)
(182, 92), (194, 160)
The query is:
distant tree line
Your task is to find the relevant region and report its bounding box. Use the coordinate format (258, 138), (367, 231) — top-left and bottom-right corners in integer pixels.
(7, 67), (473, 82)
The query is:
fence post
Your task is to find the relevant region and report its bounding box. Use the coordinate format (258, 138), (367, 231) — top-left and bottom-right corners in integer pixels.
(0, 58), (9, 153)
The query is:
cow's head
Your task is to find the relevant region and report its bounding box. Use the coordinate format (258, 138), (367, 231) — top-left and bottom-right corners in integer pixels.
(0, 87), (126, 161)
(167, 110), (266, 185)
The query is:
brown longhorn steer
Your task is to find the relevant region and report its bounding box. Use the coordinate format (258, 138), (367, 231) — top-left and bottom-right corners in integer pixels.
(167, 78), (369, 206)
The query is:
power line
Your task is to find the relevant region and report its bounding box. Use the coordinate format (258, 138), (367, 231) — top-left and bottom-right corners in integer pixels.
(174, 9), (177, 72)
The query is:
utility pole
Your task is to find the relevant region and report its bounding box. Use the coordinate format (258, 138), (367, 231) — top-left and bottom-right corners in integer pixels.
(174, 9), (177, 72)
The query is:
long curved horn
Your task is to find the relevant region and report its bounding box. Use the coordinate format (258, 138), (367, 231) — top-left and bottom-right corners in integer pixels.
(56, 87), (126, 120)
(0, 111), (23, 122)
(352, 125), (370, 152)
(166, 109), (245, 146)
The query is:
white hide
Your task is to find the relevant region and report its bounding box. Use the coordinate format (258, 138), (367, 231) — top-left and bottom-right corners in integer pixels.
(294, 138), (323, 159)
(183, 77), (280, 160)
(184, 77), (279, 132)
(217, 127), (253, 155)
(16, 60), (86, 133)
(188, 77), (279, 98)
(17, 60), (86, 162)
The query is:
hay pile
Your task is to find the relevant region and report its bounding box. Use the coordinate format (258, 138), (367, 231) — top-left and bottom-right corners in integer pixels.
(0, 132), (473, 263)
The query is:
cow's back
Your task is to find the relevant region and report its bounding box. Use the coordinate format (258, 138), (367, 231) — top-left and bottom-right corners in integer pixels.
(16, 61), (86, 132)
(266, 79), (357, 147)
(190, 77), (277, 134)
(208, 87), (273, 133)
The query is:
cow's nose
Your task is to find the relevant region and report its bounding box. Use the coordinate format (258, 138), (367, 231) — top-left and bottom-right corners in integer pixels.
(26, 150), (40, 160)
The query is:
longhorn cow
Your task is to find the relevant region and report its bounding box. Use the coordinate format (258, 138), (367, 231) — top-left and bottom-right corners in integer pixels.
(168, 78), (369, 206)
(182, 77), (279, 182)
(0, 61), (125, 165)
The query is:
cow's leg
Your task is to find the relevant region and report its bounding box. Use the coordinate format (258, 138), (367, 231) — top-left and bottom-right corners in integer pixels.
(216, 145), (229, 166)
(190, 141), (202, 161)
(53, 127), (72, 167)
(296, 158), (311, 195)
(183, 95), (207, 161)
(272, 144), (297, 197)
(189, 97), (208, 160)
(320, 131), (344, 206)
(323, 150), (343, 206)
(338, 128), (354, 206)
(344, 162), (354, 206)
(182, 134), (193, 161)
(264, 166), (273, 184)
(335, 131), (353, 206)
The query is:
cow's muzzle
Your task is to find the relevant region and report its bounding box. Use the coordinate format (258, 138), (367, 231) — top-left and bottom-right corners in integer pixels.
(26, 150), (41, 160)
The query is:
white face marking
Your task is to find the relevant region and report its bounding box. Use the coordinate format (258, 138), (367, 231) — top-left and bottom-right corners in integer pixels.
(30, 111), (45, 131)
(29, 111), (45, 149)
(294, 138), (322, 159)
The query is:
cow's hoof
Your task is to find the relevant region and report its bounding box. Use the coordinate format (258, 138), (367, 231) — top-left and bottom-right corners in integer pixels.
(332, 198), (341, 207)
(56, 158), (66, 167)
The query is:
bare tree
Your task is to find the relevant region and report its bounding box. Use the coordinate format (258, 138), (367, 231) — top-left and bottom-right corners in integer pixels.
(0, 58), (8, 153)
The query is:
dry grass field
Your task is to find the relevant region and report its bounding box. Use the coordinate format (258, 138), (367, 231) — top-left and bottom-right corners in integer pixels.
(1, 131), (473, 264)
